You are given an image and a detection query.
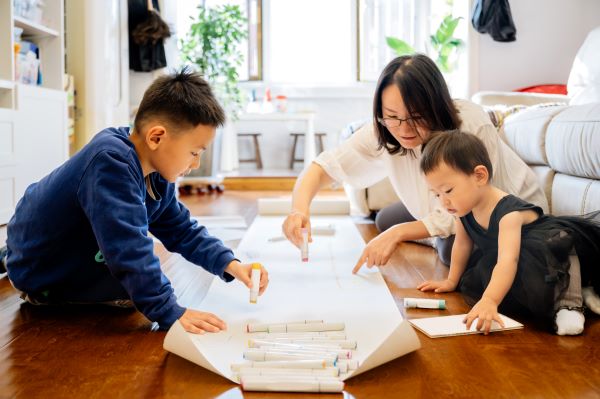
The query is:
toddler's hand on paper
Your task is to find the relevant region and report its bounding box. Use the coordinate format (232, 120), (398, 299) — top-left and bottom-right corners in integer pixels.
(225, 261), (269, 296)
(282, 210), (312, 248)
(352, 225), (402, 273)
(463, 297), (504, 335)
(179, 309), (227, 335)
(417, 279), (457, 293)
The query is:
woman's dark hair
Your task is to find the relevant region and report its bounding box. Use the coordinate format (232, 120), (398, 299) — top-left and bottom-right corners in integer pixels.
(134, 67), (225, 133)
(420, 130), (494, 179)
(373, 54), (461, 155)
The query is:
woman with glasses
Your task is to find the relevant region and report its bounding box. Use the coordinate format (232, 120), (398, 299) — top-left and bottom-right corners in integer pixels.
(282, 54), (548, 272)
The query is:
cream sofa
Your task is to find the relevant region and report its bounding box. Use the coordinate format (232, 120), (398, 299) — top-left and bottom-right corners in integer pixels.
(500, 103), (600, 215)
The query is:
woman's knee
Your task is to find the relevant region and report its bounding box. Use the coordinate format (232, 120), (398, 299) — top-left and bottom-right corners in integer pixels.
(375, 201), (415, 232)
(436, 235), (455, 266)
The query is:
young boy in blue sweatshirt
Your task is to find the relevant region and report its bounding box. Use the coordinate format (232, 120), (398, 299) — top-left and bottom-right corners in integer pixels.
(0, 70), (269, 333)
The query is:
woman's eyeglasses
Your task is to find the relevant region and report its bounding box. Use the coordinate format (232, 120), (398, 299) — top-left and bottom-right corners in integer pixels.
(377, 116), (422, 128)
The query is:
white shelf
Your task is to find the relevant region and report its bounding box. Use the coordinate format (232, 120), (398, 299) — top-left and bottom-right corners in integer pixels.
(0, 79), (14, 90)
(14, 15), (59, 37)
(0, 0), (66, 224)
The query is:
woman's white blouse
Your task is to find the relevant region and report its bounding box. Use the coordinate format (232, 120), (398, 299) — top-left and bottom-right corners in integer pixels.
(315, 99), (549, 237)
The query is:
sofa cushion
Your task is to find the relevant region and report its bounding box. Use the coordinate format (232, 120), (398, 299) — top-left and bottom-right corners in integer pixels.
(501, 105), (566, 165)
(546, 103), (600, 179)
(568, 26), (600, 106)
(551, 173), (600, 216)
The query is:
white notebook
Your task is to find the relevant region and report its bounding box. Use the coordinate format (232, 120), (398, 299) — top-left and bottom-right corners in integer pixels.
(408, 314), (523, 338)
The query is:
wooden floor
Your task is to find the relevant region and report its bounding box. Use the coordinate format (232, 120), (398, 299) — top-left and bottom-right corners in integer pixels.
(1, 190), (599, 399)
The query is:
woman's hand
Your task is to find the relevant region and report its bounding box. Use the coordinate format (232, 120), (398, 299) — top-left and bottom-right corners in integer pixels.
(463, 297), (504, 335)
(353, 224), (404, 273)
(225, 261), (269, 296)
(417, 278), (457, 293)
(282, 211), (312, 248)
(179, 309), (227, 334)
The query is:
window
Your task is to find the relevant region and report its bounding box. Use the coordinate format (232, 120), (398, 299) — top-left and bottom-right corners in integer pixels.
(358, 0), (428, 81)
(175, 0), (469, 93)
(247, 0), (262, 80)
(428, 0), (470, 98)
(359, 0), (469, 96)
(175, 0), (262, 81)
(266, 0), (354, 84)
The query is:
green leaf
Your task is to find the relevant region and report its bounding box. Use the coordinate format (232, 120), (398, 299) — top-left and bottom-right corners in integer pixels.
(429, 14), (463, 73)
(449, 38), (464, 47)
(434, 15), (462, 45)
(386, 36), (415, 56)
(179, 4), (249, 118)
(437, 55), (450, 73)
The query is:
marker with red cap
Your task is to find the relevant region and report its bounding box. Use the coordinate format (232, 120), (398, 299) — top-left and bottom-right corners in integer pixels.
(301, 228), (309, 262)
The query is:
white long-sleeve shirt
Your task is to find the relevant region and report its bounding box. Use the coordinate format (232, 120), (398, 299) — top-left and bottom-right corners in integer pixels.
(315, 99), (549, 238)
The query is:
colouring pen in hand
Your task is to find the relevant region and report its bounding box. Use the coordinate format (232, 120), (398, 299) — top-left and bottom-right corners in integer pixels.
(301, 228), (309, 262)
(249, 263), (261, 304)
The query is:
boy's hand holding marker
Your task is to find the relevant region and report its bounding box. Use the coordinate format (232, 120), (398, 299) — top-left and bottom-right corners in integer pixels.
(179, 261), (269, 334)
(225, 260), (269, 297)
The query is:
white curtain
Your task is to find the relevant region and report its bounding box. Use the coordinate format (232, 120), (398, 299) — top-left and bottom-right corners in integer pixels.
(219, 119), (239, 172)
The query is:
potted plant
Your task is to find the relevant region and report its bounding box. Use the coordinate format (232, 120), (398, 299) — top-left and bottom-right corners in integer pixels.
(180, 4), (248, 118)
(179, 4), (248, 177)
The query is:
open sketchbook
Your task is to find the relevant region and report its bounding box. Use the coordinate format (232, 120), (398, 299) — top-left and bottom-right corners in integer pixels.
(163, 216), (421, 382)
(409, 314), (524, 338)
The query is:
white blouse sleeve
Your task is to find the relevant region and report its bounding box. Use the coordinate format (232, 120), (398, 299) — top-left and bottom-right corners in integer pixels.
(314, 123), (388, 189)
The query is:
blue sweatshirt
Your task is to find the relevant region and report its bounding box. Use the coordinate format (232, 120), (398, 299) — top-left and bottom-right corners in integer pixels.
(6, 127), (236, 328)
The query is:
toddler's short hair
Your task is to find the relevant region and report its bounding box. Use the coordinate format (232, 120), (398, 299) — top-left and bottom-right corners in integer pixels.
(420, 130), (494, 179)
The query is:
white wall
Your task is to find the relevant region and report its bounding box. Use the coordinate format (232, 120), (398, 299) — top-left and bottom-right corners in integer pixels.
(472, 0), (600, 92)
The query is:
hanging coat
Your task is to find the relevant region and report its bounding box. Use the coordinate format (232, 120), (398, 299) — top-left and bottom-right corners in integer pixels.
(472, 0), (517, 42)
(128, 0), (169, 72)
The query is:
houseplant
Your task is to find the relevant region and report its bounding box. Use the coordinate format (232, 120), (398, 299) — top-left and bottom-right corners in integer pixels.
(179, 4), (248, 177)
(180, 4), (248, 118)
(386, 14), (464, 73)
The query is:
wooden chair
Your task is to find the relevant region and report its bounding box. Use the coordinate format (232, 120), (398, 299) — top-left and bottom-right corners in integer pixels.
(289, 132), (326, 169)
(237, 132), (263, 169)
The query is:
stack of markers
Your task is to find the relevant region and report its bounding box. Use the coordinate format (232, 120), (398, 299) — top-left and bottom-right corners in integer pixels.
(230, 320), (359, 393)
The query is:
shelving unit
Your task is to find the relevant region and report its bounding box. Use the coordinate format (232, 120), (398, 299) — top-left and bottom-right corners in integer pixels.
(13, 15), (60, 37)
(0, 0), (68, 225)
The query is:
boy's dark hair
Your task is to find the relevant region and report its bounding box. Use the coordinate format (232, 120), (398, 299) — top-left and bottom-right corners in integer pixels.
(420, 130), (494, 179)
(134, 68), (225, 133)
(373, 54), (462, 155)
